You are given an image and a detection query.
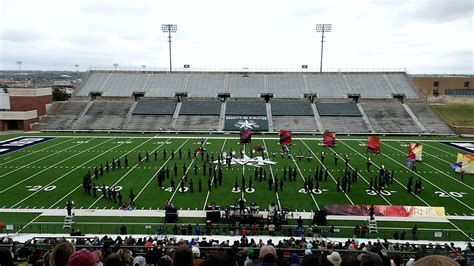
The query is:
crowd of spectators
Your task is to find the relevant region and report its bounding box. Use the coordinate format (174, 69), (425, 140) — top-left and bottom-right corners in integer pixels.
(0, 235), (472, 265)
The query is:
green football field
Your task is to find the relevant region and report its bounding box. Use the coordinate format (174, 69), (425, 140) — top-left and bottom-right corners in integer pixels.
(0, 133), (473, 241)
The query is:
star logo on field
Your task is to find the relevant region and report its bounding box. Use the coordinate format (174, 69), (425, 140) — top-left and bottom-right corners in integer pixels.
(236, 120), (258, 129)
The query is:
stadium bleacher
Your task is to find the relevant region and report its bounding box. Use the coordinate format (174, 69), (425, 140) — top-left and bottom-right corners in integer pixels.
(132, 99), (177, 115)
(316, 102), (362, 117)
(179, 100), (221, 115)
(40, 70), (453, 134)
(225, 99), (267, 116)
(72, 101), (132, 130)
(407, 103), (453, 133)
(361, 102), (424, 133)
(43, 101), (90, 130)
(271, 99), (314, 116)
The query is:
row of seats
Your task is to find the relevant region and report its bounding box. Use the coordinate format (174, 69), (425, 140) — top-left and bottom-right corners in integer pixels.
(43, 100), (451, 133)
(78, 72), (421, 99)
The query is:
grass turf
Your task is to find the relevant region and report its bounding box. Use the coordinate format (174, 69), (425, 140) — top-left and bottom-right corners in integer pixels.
(431, 104), (474, 127)
(0, 133), (473, 241)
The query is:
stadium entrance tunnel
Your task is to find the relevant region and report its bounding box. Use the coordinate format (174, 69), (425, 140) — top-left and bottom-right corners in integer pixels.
(261, 93), (273, 102)
(89, 91), (102, 100)
(132, 92), (145, 101)
(347, 94), (361, 103)
(392, 93), (406, 102)
(175, 92), (188, 102)
(218, 93), (230, 101)
(304, 93), (318, 103)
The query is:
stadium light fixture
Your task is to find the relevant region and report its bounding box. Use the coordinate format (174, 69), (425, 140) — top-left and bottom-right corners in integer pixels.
(315, 24), (332, 72)
(74, 64), (79, 72)
(113, 63), (119, 71)
(17, 61), (22, 71)
(162, 24), (178, 72)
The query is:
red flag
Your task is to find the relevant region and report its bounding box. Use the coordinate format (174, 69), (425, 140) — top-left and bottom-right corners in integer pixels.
(367, 136), (380, 153)
(322, 131), (336, 147)
(279, 130), (292, 145)
(240, 129), (252, 144)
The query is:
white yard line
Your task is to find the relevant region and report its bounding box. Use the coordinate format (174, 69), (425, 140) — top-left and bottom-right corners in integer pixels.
(301, 139), (391, 206)
(288, 150), (321, 210)
(11, 138), (120, 208)
(395, 141), (474, 190)
(202, 139), (227, 210)
(381, 142), (474, 211)
(422, 142), (459, 156)
(135, 139), (190, 202)
(0, 138), (104, 194)
(262, 139), (282, 210)
(0, 139), (88, 178)
(15, 213), (43, 234)
(339, 140), (432, 207)
(299, 139), (356, 205)
(49, 137), (152, 209)
(86, 138), (175, 209)
(447, 220), (474, 241)
(0, 138), (73, 166)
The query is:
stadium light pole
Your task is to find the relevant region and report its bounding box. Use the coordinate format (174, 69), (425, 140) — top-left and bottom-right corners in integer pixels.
(315, 24), (332, 72)
(17, 61), (22, 71)
(113, 63), (119, 71)
(74, 64), (79, 72)
(162, 24), (177, 72)
(141, 65), (146, 71)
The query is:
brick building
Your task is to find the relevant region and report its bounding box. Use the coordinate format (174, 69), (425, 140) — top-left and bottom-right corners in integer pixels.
(412, 75), (474, 97)
(0, 88), (52, 131)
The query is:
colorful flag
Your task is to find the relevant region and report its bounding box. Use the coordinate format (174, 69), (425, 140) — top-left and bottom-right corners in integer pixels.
(453, 153), (474, 174)
(367, 136), (381, 153)
(279, 130), (292, 145)
(406, 158), (415, 169)
(322, 131), (336, 147)
(408, 143), (423, 161)
(240, 129), (252, 144)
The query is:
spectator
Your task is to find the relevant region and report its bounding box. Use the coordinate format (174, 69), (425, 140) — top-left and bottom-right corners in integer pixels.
(172, 248), (193, 266)
(104, 253), (122, 266)
(276, 249), (289, 266)
(158, 255), (172, 266)
(132, 255), (146, 266)
(0, 247), (14, 266)
(301, 255), (319, 266)
(258, 245), (277, 266)
(358, 251), (383, 266)
(67, 249), (99, 266)
(192, 247), (203, 266)
(50, 241), (76, 266)
(117, 248), (133, 265)
(414, 255), (458, 266)
(93, 250), (104, 266)
(289, 252), (299, 266)
(244, 249), (258, 266)
(326, 251), (341, 266)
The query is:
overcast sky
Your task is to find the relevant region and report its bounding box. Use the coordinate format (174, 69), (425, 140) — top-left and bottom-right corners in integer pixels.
(0, 0), (473, 73)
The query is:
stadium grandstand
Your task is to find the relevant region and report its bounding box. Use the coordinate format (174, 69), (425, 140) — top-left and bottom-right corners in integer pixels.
(41, 69), (454, 134)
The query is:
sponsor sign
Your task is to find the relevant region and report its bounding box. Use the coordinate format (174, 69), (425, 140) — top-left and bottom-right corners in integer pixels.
(0, 137), (54, 155)
(224, 116), (268, 131)
(323, 204), (445, 218)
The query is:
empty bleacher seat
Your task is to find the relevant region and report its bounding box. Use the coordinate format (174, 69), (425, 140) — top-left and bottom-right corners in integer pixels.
(72, 101), (132, 130)
(316, 103), (362, 116)
(226, 99), (266, 116)
(133, 99), (177, 115)
(179, 100), (221, 115)
(361, 102), (423, 133)
(271, 99), (313, 116)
